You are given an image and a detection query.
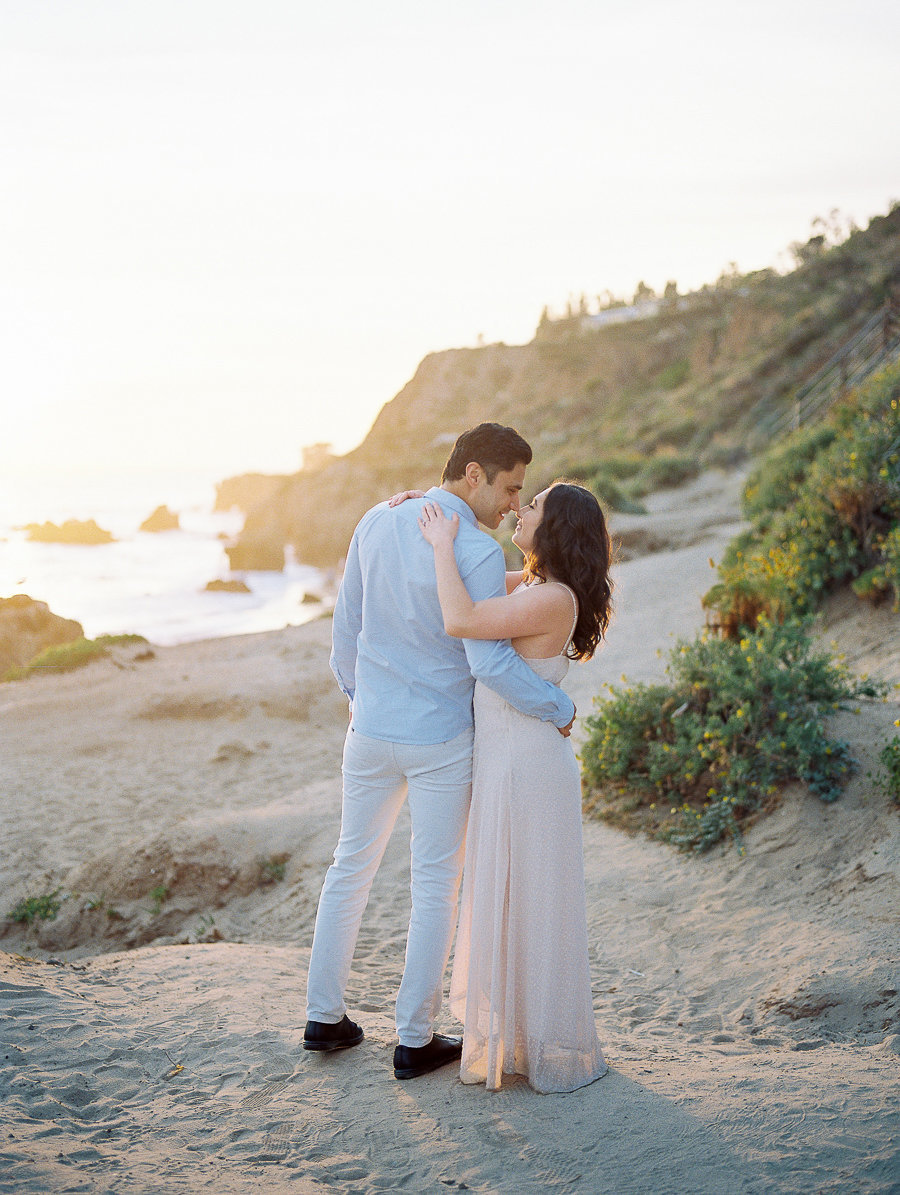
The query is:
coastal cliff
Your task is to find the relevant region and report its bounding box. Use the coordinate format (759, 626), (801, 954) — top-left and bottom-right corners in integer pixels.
(221, 207), (900, 569)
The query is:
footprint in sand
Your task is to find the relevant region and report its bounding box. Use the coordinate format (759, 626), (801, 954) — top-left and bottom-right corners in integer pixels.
(253, 1119), (296, 1162)
(239, 1055), (298, 1110)
(518, 1140), (596, 1190)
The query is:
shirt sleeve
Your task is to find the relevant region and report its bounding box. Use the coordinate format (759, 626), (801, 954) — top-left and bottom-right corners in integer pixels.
(460, 546), (576, 728)
(329, 525), (364, 705)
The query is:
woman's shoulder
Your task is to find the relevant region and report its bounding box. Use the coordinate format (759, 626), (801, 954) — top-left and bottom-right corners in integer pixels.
(538, 581), (579, 630)
(514, 578), (577, 610)
(547, 579), (578, 606)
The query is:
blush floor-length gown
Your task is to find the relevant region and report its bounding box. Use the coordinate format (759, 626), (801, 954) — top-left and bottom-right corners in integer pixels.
(449, 587), (607, 1094)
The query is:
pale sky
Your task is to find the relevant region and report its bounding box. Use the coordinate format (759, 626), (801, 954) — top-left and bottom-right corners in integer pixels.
(1, 0), (898, 482)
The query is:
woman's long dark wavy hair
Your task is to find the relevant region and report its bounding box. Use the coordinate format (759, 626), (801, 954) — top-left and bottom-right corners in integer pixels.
(522, 481), (613, 661)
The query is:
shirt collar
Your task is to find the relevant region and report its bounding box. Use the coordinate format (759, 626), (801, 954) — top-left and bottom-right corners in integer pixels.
(425, 486), (478, 529)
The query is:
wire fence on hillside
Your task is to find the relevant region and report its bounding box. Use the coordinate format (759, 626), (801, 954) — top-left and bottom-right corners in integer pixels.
(764, 293), (900, 438)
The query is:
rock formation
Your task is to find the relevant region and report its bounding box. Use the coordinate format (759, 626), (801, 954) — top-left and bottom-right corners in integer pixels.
(140, 505), (180, 532)
(204, 579), (251, 593)
(23, 519), (115, 545)
(224, 530), (285, 572)
(214, 473), (290, 514)
(0, 595), (84, 675)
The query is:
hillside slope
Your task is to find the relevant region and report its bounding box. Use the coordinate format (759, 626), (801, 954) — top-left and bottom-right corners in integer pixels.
(222, 206), (900, 569)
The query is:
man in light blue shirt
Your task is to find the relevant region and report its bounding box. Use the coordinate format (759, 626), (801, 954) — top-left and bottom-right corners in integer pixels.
(304, 423), (575, 1079)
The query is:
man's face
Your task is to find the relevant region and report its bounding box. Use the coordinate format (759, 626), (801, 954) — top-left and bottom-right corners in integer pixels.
(470, 462), (526, 529)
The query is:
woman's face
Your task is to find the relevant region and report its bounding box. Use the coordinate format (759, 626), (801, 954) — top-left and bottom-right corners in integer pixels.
(512, 487), (550, 554)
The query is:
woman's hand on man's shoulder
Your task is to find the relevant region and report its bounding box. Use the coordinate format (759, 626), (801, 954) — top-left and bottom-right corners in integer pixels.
(388, 489), (426, 507)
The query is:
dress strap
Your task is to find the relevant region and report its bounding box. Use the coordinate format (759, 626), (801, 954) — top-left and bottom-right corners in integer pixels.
(548, 582), (579, 654)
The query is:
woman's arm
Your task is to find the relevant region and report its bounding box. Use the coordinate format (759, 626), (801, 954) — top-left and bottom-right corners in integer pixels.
(418, 503), (564, 640)
(506, 570), (524, 594)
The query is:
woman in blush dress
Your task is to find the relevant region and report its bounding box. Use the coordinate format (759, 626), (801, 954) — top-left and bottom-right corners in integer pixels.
(418, 480), (613, 1094)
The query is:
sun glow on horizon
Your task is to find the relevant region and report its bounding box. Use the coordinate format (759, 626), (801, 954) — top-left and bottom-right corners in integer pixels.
(1, 0), (898, 486)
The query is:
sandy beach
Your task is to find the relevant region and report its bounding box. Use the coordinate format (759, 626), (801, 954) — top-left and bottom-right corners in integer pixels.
(2, 470), (899, 1194)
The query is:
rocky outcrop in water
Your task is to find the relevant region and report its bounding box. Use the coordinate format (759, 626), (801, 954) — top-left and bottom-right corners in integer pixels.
(0, 595), (84, 675)
(23, 519), (115, 545)
(140, 505), (180, 532)
(204, 579), (251, 593)
(216, 475), (291, 570)
(224, 528), (286, 571)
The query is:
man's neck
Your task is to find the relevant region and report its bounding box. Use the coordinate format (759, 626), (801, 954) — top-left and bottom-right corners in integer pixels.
(440, 479), (475, 514)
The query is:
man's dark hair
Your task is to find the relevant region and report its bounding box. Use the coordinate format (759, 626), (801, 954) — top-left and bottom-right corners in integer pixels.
(441, 422), (532, 484)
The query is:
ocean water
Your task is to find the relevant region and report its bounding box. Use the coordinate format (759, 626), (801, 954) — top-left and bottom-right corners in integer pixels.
(0, 469), (329, 646)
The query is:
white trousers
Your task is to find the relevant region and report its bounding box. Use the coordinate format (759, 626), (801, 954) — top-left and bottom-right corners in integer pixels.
(305, 725), (473, 1047)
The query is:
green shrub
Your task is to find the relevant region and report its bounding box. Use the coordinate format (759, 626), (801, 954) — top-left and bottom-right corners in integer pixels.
(8, 889), (63, 924)
(656, 359), (690, 390)
(703, 361), (900, 634)
(258, 853), (289, 884)
(563, 451), (699, 502)
(581, 617), (885, 852)
(880, 524), (900, 609)
(851, 566), (893, 604)
(584, 471), (647, 515)
(564, 454), (643, 482)
(595, 454), (645, 481)
(654, 416), (700, 452)
(742, 422), (838, 523)
(874, 733), (900, 803)
(3, 633), (148, 681)
(631, 454), (700, 496)
(24, 637), (108, 673)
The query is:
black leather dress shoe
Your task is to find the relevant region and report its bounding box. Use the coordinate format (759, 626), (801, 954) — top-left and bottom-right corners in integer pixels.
(303, 1014), (364, 1052)
(393, 1033), (463, 1079)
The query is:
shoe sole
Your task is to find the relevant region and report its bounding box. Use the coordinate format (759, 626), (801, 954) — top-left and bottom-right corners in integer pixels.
(393, 1053), (462, 1079)
(303, 1033), (364, 1052)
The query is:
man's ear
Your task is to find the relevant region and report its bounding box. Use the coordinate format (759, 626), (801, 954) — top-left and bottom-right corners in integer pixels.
(464, 462), (482, 488)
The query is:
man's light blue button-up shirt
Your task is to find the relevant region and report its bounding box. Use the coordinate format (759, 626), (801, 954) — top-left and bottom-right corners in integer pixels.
(329, 487), (575, 745)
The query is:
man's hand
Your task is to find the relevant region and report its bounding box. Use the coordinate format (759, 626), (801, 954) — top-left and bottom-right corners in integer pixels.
(557, 707), (576, 737)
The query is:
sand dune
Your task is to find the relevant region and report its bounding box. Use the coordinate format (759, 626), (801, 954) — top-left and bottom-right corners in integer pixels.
(2, 470), (898, 1194)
